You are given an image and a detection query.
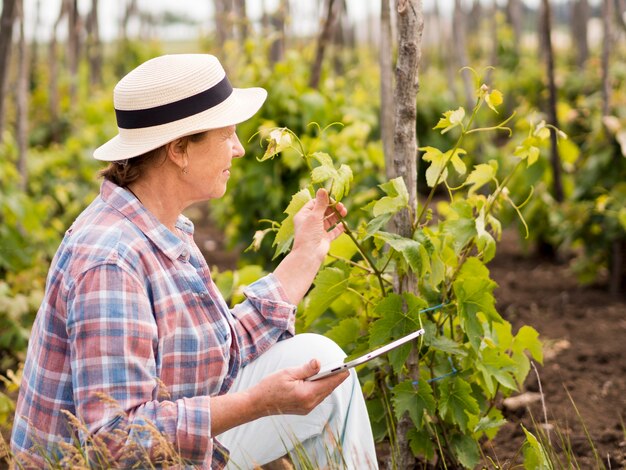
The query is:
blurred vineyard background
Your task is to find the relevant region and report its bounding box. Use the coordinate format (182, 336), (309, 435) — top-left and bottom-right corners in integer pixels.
(0, 0), (625, 468)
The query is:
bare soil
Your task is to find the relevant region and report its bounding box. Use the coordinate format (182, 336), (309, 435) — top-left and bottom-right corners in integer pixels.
(484, 230), (626, 469)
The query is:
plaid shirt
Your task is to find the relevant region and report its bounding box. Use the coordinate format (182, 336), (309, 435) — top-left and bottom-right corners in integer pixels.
(11, 179), (296, 468)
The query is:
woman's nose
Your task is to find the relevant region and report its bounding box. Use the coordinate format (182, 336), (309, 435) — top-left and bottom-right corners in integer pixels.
(233, 134), (245, 158)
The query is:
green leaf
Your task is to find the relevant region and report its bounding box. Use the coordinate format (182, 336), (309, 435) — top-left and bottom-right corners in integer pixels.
(327, 232), (359, 263)
(534, 122), (551, 140)
(521, 425), (552, 470)
(407, 427), (434, 460)
(437, 378), (479, 431)
(310, 152), (353, 201)
(527, 146), (540, 166)
(453, 258), (499, 350)
(365, 213), (392, 238)
(477, 347), (519, 394)
(454, 258), (499, 316)
(373, 231), (426, 275)
(450, 433), (481, 469)
(492, 321), (514, 350)
(512, 325), (544, 364)
(373, 177), (409, 217)
(260, 128), (293, 161)
(433, 107), (466, 134)
(325, 317), (361, 346)
(465, 161), (497, 196)
(392, 379), (436, 428)
(450, 151), (467, 176)
(273, 189), (312, 259)
(485, 89), (503, 113)
(302, 267), (349, 327)
(428, 335), (467, 357)
(475, 208), (496, 262)
(332, 164), (353, 201)
(370, 294), (427, 344)
(513, 120), (553, 167)
(473, 409), (507, 440)
(511, 349), (531, 386)
(421, 146), (447, 188)
(422, 147), (467, 188)
(369, 294), (426, 374)
(443, 200), (477, 253)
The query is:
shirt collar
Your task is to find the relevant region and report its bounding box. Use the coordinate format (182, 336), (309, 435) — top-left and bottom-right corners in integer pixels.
(100, 179), (195, 261)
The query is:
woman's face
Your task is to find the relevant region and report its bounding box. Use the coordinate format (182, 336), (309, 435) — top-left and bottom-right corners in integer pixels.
(184, 125), (245, 201)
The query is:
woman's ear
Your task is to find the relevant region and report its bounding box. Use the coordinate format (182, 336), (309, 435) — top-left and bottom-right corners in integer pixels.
(166, 138), (188, 171)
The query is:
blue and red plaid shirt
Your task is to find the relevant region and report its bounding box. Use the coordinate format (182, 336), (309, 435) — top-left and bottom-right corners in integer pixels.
(11, 179), (296, 468)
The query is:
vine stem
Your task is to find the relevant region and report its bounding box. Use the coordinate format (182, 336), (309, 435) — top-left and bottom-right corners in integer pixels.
(333, 210), (387, 296)
(416, 100), (482, 227)
(326, 253), (377, 275)
(291, 129), (389, 297)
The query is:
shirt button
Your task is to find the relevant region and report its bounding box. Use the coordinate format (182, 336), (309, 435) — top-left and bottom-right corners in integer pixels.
(180, 249), (189, 260)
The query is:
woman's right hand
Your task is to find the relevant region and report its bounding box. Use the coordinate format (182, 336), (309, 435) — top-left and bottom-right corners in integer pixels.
(250, 359), (349, 416)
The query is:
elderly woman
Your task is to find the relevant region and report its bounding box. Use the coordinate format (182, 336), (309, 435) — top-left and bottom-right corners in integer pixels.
(11, 55), (377, 469)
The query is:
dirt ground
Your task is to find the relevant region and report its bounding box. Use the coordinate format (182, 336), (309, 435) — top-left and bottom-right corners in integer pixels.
(484, 230), (626, 468)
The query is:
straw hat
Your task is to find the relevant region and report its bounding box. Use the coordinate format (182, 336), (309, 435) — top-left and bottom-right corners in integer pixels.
(94, 54), (267, 161)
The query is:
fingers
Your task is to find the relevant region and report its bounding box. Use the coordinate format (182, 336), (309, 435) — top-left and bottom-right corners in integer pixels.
(300, 197), (316, 212)
(308, 371), (350, 403)
(326, 223), (346, 241)
(333, 201), (348, 218)
(291, 359), (321, 380)
(313, 188), (330, 215)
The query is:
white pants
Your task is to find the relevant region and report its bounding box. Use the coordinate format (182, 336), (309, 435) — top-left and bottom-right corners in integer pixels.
(217, 333), (378, 469)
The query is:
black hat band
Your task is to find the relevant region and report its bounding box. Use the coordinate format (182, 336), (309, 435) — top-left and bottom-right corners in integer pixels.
(115, 75), (233, 129)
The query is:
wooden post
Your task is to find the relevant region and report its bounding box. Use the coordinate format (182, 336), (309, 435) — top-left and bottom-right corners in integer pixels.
(48, 0), (69, 143)
(453, 0), (474, 112)
(214, 0), (232, 48)
(486, 0), (498, 85)
(233, 0), (248, 42)
(572, 0), (590, 69)
(380, 0), (394, 180)
(30, 0), (42, 89)
(391, 1), (424, 467)
(540, 0), (564, 202)
(86, 0), (103, 87)
(506, 0), (523, 54)
(309, 0), (339, 89)
(0, 0), (18, 142)
(16, 0), (28, 190)
(601, 0), (624, 295)
(268, 0), (288, 64)
(67, 0), (81, 101)
(601, 0), (613, 118)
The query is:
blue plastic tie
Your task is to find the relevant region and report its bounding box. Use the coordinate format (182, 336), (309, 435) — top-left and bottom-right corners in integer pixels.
(412, 357), (459, 387)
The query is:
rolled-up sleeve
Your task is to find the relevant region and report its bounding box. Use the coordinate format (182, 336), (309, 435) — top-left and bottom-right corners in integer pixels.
(229, 273), (296, 366)
(66, 263), (215, 466)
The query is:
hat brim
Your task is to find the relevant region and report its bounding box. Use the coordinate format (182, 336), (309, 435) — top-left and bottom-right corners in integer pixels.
(93, 87), (267, 162)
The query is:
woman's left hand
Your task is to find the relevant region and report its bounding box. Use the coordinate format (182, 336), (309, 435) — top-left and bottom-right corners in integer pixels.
(292, 188), (347, 263)
(273, 188), (347, 305)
